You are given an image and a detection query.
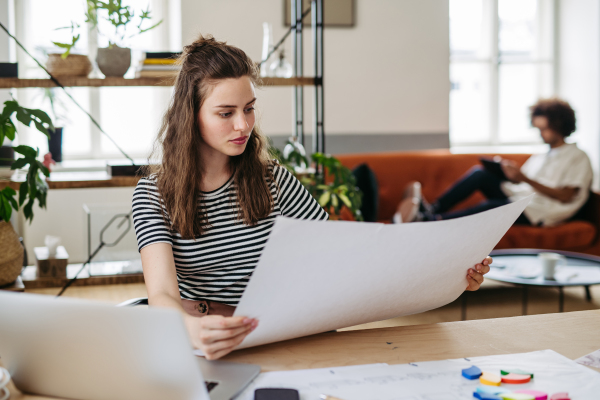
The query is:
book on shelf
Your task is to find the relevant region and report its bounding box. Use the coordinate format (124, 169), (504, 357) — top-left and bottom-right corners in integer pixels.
(136, 52), (181, 78)
(144, 51), (181, 59)
(138, 64), (180, 71)
(143, 58), (177, 65)
(135, 69), (179, 78)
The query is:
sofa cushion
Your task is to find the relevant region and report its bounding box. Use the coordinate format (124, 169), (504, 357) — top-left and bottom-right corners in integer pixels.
(352, 163), (379, 222)
(496, 221), (597, 250)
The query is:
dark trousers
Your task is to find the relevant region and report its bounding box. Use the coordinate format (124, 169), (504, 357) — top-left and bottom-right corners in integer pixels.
(433, 166), (531, 224)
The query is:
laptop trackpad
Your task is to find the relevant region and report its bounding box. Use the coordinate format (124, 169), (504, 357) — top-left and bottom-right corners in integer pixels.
(196, 357), (260, 400)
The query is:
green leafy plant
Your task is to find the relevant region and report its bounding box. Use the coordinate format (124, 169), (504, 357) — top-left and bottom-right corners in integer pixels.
(37, 88), (70, 127)
(52, 21), (81, 59)
(299, 153), (363, 221)
(86, 0), (163, 48)
(269, 138), (309, 174)
(273, 144), (363, 221)
(0, 100), (54, 223)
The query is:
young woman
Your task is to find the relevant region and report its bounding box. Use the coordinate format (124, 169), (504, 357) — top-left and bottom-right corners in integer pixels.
(133, 35), (491, 360)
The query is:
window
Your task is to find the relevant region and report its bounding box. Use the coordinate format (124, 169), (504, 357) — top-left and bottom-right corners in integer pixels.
(449, 0), (556, 146)
(14, 0), (173, 160)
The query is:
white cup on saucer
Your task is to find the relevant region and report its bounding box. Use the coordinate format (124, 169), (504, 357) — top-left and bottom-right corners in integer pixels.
(538, 252), (566, 280)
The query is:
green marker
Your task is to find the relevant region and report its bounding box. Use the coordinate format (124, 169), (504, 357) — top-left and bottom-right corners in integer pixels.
(500, 369), (534, 378)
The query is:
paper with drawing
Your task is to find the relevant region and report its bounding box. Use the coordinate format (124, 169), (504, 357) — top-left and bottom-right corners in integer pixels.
(233, 197), (530, 349)
(236, 350), (600, 400)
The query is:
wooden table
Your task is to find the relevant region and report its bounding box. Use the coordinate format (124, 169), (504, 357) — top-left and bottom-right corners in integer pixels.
(7, 310), (600, 399)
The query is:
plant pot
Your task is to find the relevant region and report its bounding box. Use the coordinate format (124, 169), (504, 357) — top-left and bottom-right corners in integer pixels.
(0, 145), (14, 166)
(48, 127), (63, 162)
(97, 46), (131, 77)
(0, 221), (24, 287)
(46, 54), (93, 77)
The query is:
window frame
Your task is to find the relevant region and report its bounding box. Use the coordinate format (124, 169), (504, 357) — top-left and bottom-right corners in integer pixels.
(449, 0), (559, 148)
(13, 0), (174, 161)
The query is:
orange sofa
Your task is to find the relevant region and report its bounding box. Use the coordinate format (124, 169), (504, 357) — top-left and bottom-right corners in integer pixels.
(336, 150), (600, 256)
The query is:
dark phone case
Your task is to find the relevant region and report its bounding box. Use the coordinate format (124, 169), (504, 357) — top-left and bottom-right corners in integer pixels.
(254, 388), (300, 400)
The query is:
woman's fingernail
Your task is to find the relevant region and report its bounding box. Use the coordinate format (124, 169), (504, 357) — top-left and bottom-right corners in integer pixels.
(243, 318), (252, 324)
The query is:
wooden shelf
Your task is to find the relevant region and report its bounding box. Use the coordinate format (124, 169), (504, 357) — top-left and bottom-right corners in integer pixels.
(21, 264), (144, 289)
(0, 171), (140, 190)
(0, 76), (316, 88)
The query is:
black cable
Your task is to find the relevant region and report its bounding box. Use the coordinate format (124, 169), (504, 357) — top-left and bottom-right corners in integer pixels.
(56, 242), (105, 297)
(0, 21), (135, 165)
(260, 6), (312, 66)
(56, 212), (131, 297)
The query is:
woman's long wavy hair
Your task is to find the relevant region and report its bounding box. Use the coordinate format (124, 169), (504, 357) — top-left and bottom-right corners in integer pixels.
(145, 35), (274, 239)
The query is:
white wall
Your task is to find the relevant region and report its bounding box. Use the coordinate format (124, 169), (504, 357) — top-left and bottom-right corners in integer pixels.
(557, 0), (600, 187)
(23, 187), (137, 263)
(180, 0), (450, 137)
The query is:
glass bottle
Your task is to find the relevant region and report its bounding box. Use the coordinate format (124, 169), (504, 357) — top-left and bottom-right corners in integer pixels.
(269, 49), (293, 78)
(261, 22), (274, 77)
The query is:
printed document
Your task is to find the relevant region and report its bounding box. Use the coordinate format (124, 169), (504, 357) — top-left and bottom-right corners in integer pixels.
(234, 197), (531, 349)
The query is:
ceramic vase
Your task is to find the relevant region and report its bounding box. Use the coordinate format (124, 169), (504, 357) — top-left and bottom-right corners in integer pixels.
(97, 46), (131, 77)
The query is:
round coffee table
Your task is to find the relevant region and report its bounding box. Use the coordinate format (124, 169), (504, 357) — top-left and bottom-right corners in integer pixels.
(485, 249), (600, 314)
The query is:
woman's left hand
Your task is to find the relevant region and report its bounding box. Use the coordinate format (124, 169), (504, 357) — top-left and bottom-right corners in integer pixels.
(466, 256), (492, 291)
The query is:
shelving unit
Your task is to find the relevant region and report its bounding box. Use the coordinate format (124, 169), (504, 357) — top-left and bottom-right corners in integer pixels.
(292, 0), (324, 155)
(0, 76), (317, 88)
(0, 0), (324, 190)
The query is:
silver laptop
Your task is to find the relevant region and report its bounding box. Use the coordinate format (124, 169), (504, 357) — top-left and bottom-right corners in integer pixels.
(0, 292), (259, 400)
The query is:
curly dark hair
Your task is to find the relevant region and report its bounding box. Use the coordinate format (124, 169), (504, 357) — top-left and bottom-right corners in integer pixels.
(530, 98), (576, 137)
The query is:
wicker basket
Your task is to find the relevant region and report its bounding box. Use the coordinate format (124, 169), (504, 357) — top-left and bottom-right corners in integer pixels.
(46, 53), (93, 77)
(0, 221), (24, 287)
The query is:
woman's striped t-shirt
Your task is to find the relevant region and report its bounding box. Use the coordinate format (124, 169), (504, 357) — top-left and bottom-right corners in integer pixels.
(132, 163), (328, 305)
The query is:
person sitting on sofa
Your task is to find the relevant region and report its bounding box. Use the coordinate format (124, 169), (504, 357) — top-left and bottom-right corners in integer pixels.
(395, 98), (593, 226)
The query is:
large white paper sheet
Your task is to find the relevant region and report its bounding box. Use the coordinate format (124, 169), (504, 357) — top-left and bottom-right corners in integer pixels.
(234, 197), (530, 349)
(236, 350), (600, 400)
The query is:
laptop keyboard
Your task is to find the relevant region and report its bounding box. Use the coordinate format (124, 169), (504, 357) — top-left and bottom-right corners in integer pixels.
(205, 381), (219, 392)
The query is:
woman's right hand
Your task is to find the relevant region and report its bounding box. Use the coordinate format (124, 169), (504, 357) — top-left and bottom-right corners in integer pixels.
(184, 315), (258, 360)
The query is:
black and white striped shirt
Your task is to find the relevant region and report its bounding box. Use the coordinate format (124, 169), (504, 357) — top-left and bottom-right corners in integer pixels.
(132, 164), (328, 305)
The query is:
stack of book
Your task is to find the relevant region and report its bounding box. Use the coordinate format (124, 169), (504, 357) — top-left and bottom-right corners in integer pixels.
(135, 52), (181, 78)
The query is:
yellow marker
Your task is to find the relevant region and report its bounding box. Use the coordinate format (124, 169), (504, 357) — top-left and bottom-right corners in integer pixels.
(479, 371), (502, 386)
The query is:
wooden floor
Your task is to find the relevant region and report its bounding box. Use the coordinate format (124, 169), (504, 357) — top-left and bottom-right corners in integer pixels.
(26, 279), (600, 329)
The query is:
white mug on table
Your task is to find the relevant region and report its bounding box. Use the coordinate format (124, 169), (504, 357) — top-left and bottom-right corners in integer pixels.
(538, 252), (566, 280)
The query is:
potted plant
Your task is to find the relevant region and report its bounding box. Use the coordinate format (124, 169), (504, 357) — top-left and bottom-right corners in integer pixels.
(86, 0), (162, 77)
(0, 100), (54, 286)
(272, 141), (363, 221)
(46, 21), (93, 77)
(37, 88), (70, 163)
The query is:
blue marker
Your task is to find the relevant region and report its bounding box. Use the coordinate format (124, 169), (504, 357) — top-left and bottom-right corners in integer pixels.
(475, 386), (511, 395)
(462, 365), (482, 380)
(473, 393), (502, 400)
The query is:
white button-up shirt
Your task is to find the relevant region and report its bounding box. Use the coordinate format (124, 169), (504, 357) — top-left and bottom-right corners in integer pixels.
(501, 143), (593, 226)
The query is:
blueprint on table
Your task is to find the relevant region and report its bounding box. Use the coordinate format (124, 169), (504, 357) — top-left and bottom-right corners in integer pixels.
(236, 350), (600, 400)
